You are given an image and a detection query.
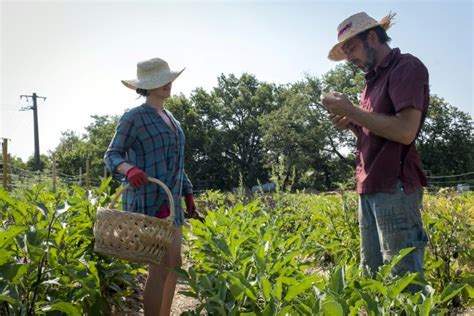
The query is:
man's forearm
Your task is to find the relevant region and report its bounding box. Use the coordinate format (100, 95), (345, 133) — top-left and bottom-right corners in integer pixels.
(349, 107), (420, 145)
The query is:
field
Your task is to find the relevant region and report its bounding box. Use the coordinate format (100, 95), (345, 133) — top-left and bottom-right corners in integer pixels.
(0, 180), (472, 315)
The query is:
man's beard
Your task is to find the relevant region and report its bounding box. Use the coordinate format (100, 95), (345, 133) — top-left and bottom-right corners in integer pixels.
(360, 40), (377, 73)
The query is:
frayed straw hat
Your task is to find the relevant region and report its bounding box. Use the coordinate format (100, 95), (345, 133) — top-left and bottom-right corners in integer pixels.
(121, 58), (185, 90)
(328, 12), (395, 61)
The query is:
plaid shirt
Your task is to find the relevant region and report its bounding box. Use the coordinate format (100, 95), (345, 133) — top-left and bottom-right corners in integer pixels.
(104, 103), (193, 225)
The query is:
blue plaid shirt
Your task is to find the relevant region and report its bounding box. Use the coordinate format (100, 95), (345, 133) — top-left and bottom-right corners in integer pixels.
(104, 103), (193, 226)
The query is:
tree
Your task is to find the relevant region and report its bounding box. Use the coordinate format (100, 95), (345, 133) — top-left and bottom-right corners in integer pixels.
(25, 154), (51, 172)
(54, 115), (119, 182)
(417, 95), (474, 177)
(170, 74), (279, 190)
(260, 79), (354, 191)
(84, 115), (120, 180)
(54, 130), (89, 177)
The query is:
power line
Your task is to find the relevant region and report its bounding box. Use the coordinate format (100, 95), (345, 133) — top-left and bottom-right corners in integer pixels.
(429, 179), (474, 184)
(427, 171), (474, 179)
(0, 108), (21, 112)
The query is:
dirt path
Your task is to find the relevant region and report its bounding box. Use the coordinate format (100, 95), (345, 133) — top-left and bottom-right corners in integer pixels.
(170, 279), (201, 315)
(117, 268), (200, 315)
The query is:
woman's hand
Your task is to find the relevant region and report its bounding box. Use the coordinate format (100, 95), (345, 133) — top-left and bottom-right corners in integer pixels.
(184, 194), (204, 222)
(126, 167), (148, 187)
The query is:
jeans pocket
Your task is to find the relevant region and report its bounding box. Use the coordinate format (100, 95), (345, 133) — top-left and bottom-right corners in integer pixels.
(407, 227), (428, 248)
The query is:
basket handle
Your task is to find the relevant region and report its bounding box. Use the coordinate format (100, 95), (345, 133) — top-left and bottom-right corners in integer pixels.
(108, 177), (175, 223)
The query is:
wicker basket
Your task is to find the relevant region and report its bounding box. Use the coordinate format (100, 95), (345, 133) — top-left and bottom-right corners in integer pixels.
(93, 177), (176, 265)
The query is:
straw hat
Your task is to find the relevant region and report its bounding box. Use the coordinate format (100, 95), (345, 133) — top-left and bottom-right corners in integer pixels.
(121, 58), (185, 90)
(328, 12), (395, 61)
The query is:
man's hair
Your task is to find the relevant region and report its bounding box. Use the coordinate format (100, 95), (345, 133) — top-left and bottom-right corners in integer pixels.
(136, 88), (149, 97)
(357, 26), (391, 44)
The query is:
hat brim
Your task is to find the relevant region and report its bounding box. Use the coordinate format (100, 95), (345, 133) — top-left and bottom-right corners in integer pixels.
(328, 15), (394, 61)
(328, 39), (352, 62)
(121, 68), (185, 90)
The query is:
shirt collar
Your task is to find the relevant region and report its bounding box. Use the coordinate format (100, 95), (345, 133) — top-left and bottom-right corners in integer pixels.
(365, 48), (400, 80)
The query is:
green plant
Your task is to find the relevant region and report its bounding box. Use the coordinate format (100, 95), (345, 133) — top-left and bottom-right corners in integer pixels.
(0, 180), (142, 315)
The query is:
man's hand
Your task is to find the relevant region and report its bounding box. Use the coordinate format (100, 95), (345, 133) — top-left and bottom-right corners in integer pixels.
(328, 113), (353, 130)
(320, 91), (356, 117)
(126, 167), (148, 188)
(184, 194), (204, 222)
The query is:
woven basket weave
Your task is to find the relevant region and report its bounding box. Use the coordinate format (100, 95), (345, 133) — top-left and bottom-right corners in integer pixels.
(93, 177), (176, 265)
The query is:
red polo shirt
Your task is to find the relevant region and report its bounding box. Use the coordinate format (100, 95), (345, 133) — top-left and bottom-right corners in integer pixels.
(356, 48), (429, 194)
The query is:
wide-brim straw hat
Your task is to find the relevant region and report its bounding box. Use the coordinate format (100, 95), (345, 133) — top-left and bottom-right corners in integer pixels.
(328, 12), (395, 61)
(121, 57), (185, 90)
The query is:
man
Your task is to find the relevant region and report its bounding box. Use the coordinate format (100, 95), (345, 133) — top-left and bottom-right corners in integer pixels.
(321, 12), (429, 283)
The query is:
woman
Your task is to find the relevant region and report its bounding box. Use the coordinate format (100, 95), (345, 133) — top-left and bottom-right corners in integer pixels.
(104, 57), (200, 315)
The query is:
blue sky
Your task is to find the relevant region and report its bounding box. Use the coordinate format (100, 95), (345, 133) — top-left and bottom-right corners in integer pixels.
(1, 0), (472, 161)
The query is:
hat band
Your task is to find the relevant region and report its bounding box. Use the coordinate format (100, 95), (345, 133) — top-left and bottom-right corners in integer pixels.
(337, 22), (352, 39)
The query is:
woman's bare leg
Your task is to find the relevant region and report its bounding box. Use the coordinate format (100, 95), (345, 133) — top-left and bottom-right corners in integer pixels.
(144, 227), (182, 316)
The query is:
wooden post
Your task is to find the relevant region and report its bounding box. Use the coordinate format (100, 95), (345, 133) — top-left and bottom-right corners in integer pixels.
(7, 154), (12, 190)
(79, 167), (82, 186)
(2, 139), (10, 190)
(52, 154), (57, 193)
(86, 158), (90, 189)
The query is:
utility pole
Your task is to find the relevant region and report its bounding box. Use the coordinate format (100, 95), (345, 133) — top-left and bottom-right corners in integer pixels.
(20, 93), (46, 171)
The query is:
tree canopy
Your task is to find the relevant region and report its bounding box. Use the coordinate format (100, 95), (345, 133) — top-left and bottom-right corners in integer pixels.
(10, 63), (472, 191)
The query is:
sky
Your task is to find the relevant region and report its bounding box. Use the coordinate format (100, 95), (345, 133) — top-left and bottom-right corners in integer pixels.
(1, 0), (473, 161)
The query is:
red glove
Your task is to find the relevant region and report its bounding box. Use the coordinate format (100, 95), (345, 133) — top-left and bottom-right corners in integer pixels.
(185, 194), (196, 212)
(184, 194), (204, 222)
(156, 201), (170, 219)
(126, 167), (148, 188)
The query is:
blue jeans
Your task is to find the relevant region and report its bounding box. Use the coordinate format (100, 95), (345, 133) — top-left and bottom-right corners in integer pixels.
(359, 180), (428, 278)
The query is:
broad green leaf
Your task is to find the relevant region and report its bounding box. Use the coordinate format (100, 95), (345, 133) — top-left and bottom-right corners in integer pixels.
(284, 276), (318, 301)
(277, 305), (293, 316)
(0, 264), (28, 283)
(228, 275), (245, 300)
(270, 251), (299, 274)
(321, 300), (344, 316)
(0, 226), (26, 248)
(41, 302), (82, 316)
(328, 267), (344, 294)
(419, 294), (434, 316)
(440, 283), (466, 304)
(0, 250), (15, 265)
(380, 247), (415, 279)
(260, 276), (271, 301)
(262, 301), (276, 316)
(355, 287), (379, 315)
(0, 294), (21, 307)
(364, 279), (387, 296)
(293, 299), (312, 315)
(388, 273), (417, 299)
(98, 177), (112, 195)
(273, 276), (283, 301)
(235, 273), (257, 301)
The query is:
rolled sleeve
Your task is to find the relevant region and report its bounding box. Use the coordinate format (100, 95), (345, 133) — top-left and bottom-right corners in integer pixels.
(182, 170), (193, 195)
(104, 112), (137, 179)
(389, 58), (429, 113)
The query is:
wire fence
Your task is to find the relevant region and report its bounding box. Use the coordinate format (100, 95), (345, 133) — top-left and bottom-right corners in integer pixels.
(2, 164), (102, 190)
(1, 158), (473, 193)
(425, 171), (473, 193)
